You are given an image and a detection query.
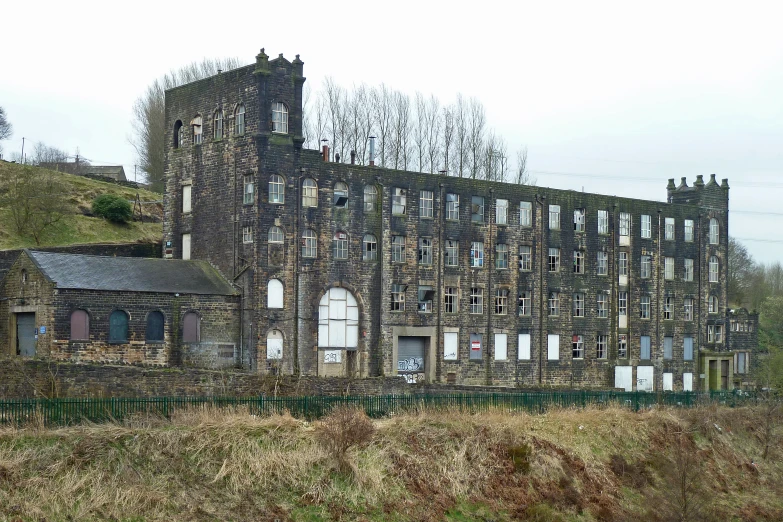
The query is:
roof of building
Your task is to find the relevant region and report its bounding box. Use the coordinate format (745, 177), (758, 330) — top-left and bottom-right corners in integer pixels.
(84, 165), (126, 179)
(25, 250), (237, 295)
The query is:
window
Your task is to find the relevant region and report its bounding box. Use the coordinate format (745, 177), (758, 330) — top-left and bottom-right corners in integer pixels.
(684, 298), (694, 321)
(418, 285), (434, 313)
(520, 201), (532, 226)
(181, 233), (191, 260)
(146, 311), (164, 342)
(707, 324), (723, 343)
(597, 252), (608, 276)
(573, 251), (584, 274)
(519, 333), (531, 360)
(518, 245), (532, 271)
(364, 185), (377, 212)
(267, 330), (283, 360)
(362, 234), (377, 261)
(272, 102), (288, 133)
(302, 229), (317, 258)
(596, 335), (607, 359)
(548, 334), (560, 360)
(471, 196), (484, 223)
(192, 114), (202, 145)
(685, 219), (694, 242)
(495, 333), (508, 360)
(418, 238), (433, 265)
(495, 288), (509, 315)
(572, 335), (584, 358)
(268, 279), (284, 308)
(391, 236), (405, 263)
(709, 218), (719, 245)
(640, 295), (651, 319)
(471, 242), (484, 268)
(109, 310), (129, 343)
(243, 174), (255, 205)
(332, 232), (348, 259)
(665, 257), (674, 280)
(213, 109), (223, 140)
(268, 226), (284, 243)
(736, 352), (748, 374)
(302, 178), (318, 207)
(392, 188), (407, 215)
(684, 259), (694, 281)
(242, 226), (253, 244)
(446, 193), (459, 220)
(618, 334), (628, 358)
(619, 212), (630, 237)
(518, 291), (531, 316)
(444, 331), (459, 360)
(618, 291), (628, 317)
(641, 214), (651, 239)
(619, 251), (628, 277)
(549, 205), (560, 229)
(496, 244), (508, 269)
(708, 295), (719, 314)
(470, 288), (483, 314)
(597, 292), (609, 318)
(598, 210), (609, 234)
(641, 255), (651, 279)
(548, 248), (560, 272)
(496, 199), (508, 225)
(573, 292), (585, 317)
(445, 240), (458, 266)
(173, 120), (183, 148)
(318, 288), (359, 349)
(709, 256), (719, 282)
(234, 104), (245, 136)
(182, 184), (192, 213)
(70, 310), (89, 341)
(664, 336), (673, 360)
(420, 190), (434, 218)
(664, 296), (674, 320)
(684, 337), (694, 361)
(640, 335), (651, 360)
(573, 208), (585, 232)
(444, 287), (458, 313)
(548, 292), (560, 316)
(391, 284), (406, 311)
(333, 182), (348, 208)
(665, 217), (675, 240)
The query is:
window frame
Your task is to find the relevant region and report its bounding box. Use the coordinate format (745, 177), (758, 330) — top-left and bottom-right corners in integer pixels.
(496, 199), (508, 225)
(494, 288), (509, 315)
(145, 310), (165, 343)
(597, 292), (609, 318)
(641, 255), (651, 279)
(519, 201), (532, 226)
(548, 291), (560, 316)
(684, 298), (694, 321)
(446, 193), (459, 220)
(640, 295), (651, 319)
(664, 257), (675, 280)
(272, 102), (289, 134)
(596, 334), (608, 359)
(685, 219), (694, 242)
(549, 205), (560, 230)
(709, 256), (719, 283)
(665, 217), (675, 241)
(192, 114), (203, 145)
(69, 309), (90, 341)
(364, 185), (377, 212)
(664, 296), (674, 320)
(572, 334), (584, 359)
(598, 210), (609, 234)
(470, 241), (484, 268)
(269, 175), (285, 204)
(333, 182), (349, 208)
(619, 212), (630, 237)
(332, 231), (348, 260)
(572, 292), (585, 317)
(495, 243), (508, 269)
(618, 251), (628, 277)
(418, 285), (434, 313)
(391, 284), (406, 312)
(470, 287), (484, 315)
(573, 250), (585, 274)
(618, 291), (628, 317)
(573, 208), (585, 232)
(518, 245), (532, 271)
(392, 188), (407, 215)
(418, 237), (433, 265)
(597, 251), (608, 276)
(243, 174), (255, 205)
(391, 235), (406, 263)
(641, 214), (651, 239)
(108, 310), (129, 344)
(268, 226), (284, 244)
(709, 218), (719, 245)
(213, 109), (223, 140)
(242, 226), (253, 244)
(471, 196), (485, 223)
(302, 178), (318, 208)
(518, 291), (531, 316)
(445, 240), (459, 267)
(444, 287), (458, 314)
(618, 334), (628, 359)
(684, 258), (694, 281)
(362, 234), (377, 261)
(548, 247), (560, 272)
(420, 190), (434, 218)
(234, 104), (245, 136)
(302, 229), (317, 258)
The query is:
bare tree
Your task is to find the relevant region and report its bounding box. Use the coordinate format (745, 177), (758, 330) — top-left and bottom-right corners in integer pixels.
(302, 83), (314, 149)
(371, 84), (393, 167)
(441, 104), (455, 175)
(468, 97), (486, 179)
(390, 91), (411, 170)
(515, 146), (536, 185)
(424, 95), (442, 174)
(0, 166), (68, 245)
(414, 92), (427, 172)
(30, 142), (70, 166)
(323, 77), (348, 162)
(483, 131), (506, 182)
(0, 106), (11, 155)
(454, 94), (469, 177)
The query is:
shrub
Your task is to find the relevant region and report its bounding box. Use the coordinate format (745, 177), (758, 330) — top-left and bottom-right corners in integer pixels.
(315, 405), (375, 475)
(92, 194), (132, 223)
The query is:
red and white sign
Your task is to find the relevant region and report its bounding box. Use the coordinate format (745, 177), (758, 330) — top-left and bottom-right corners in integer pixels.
(471, 340), (481, 352)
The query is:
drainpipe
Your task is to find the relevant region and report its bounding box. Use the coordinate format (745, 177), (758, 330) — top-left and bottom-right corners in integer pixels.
(437, 182), (444, 383)
(697, 211), (702, 390)
(535, 194), (545, 385)
(293, 171), (303, 376)
(375, 176), (384, 376)
(657, 209), (662, 381)
(486, 188), (494, 385)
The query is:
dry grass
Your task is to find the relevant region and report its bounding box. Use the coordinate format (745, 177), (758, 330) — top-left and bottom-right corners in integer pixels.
(0, 404), (781, 521)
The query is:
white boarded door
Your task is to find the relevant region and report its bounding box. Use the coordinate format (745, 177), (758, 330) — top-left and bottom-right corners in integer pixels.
(615, 366), (633, 391)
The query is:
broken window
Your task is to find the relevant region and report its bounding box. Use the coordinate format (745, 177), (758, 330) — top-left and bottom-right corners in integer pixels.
(684, 298), (694, 321)
(518, 245), (532, 271)
(709, 295), (719, 314)
(234, 104), (245, 136)
(444, 287), (457, 313)
(495, 288), (509, 315)
(392, 188), (407, 215)
(242, 226), (253, 244)
(619, 212), (630, 237)
(418, 286), (434, 313)
(272, 102), (288, 134)
(641, 214), (651, 238)
(496, 244), (508, 269)
(213, 109), (223, 140)
(709, 256), (719, 282)
(109, 310), (129, 343)
(268, 226), (284, 244)
(573, 292), (585, 317)
(364, 185), (377, 212)
(445, 240), (458, 266)
(596, 335), (607, 359)
(392, 235), (406, 263)
(572, 334), (584, 359)
(617, 334), (628, 359)
(192, 114), (202, 145)
(173, 120), (183, 148)
(519, 201), (532, 226)
(332, 231), (348, 259)
(548, 292), (560, 316)
(684, 259), (694, 281)
(470, 287), (483, 314)
(244, 174), (254, 205)
(70, 309), (89, 341)
(573, 208), (585, 232)
(573, 251), (584, 274)
(471, 242), (484, 268)
(446, 193), (459, 220)
(664, 296), (674, 320)
(391, 284), (406, 312)
(709, 218), (719, 245)
(418, 238), (433, 265)
(471, 196), (484, 223)
(597, 251), (608, 276)
(665, 217), (675, 240)
(665, 257), (674, 280)
(685, 219), (694, 242)
(420, 190), (434, 218)
(334, 182), (348, 208)
(640, 295), (651, 319)
(302, 178), (318, 207)
(146, 311), (164, 342)
(518, 291), (531, 316)
(496, 199), (508, 225)
(548, 247), (560, 272)
(302, 229), (317, 258)
(267, 330), (283, 360)
(549, 205), (560, 230)
(641, 255), (651, 279)
(362, 234), (377, 261)
(597, 292), (609, 318)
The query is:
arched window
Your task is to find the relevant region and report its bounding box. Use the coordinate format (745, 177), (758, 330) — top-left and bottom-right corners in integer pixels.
(268, 226), (284, 244)
(268, 279), (284, 308)
(272, 102), (288, 133)
(269, 175), (285, 204)
(191, 114), (203, 145)
(182, 312), (200, 343)
(364, 185), (377, 212)
(302, 229), (317, 258)
(173, 120), (183, 148)
(267, 329), (283, 360)
(363, 234), (377, 261)
(302, 178), (318, 207)
(109, 310), (129, 343)
(213, 109), (223, 140)
(334, 182), (348, 208)
(708, 295), (719, 314)
(146, 311), (164, 342)
(318, 288), (359, 348)
(333, 231), (348, 259)
(70, 309), (89, 341)
(234, 104), (245, 136)
(709, 256), (719, 283)
(709, 218), (719, 245)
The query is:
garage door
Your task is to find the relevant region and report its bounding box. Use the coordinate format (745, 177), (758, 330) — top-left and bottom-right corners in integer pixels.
(398, 336), (425, 384)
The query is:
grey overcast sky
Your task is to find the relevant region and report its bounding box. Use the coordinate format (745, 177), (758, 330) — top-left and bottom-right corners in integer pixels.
(1, 1), (781, 263)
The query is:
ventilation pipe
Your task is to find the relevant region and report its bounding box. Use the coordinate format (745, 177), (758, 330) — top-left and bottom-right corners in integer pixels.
(350, 150), (356, 164)
(322, 144), (329, 162)
(369, 136), (377, 166)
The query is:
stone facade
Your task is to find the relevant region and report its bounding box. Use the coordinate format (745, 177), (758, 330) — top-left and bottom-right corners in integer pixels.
(156, 47), (755, 391)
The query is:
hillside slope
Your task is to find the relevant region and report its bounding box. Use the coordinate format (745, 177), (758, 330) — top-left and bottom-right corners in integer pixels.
(0, 161), (162, 249)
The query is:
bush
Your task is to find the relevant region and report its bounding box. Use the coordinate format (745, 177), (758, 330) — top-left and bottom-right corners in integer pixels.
(92, 194), (132, 223)
(315, 405), (375, 475)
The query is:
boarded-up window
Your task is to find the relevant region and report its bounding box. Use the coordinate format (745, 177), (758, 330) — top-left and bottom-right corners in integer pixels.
(146, 311), (164, 342)
(547, 334), (559, 360)
(518, 333), (531, 360)
(615, 366), (633, 392)
(640, 335), (651, 360)
(267, 330), (283, 360)
(469, 333), (483, 360)
(663, 372), (673, 391)
(684, 336), (694, 360)
(182, 312), (200, 343)
(108, 310), (128, 343)
(444, 332), (458, 360)
(637, 366), (654, 392)
(683, 372), (693, 391)
(317, 288), (359, 349)
(268, 279), (284, 309)
(70, 309), (89, 341)
(663, 336), (673, 360)
(183, 185), (192, 213)
(182, 233), (191, 260)
(494, 333), (508, 360)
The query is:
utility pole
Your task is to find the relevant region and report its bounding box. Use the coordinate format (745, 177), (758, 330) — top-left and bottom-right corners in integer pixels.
(134, 164), (137, 183)
(21, 137), (25, 164)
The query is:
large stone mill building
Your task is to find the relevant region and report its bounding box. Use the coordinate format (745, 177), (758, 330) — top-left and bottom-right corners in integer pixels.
(159, 47), (756, 392)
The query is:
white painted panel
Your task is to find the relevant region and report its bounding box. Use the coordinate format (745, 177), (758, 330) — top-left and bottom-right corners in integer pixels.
(494, 334), (508, 361)
(182, 233), (191, 260)
(547, 334), (559, 360)
(319, 293), (329, 306)
(324, 350), (342, 363)
(347, 305), (359, 321)
(518, 333), (531, 360)
(267, 279), (284, 308)
(329, 319), (346, 346)
(683, 372), (693, 392)
(318, 306), (329, 324)
(331, 288), (347, 300)
(615, 366), (633, 391)
(619, 236), (630, 246)
(637, 366), (654, 392)
(329, 299), (346, 320)
(318, 324), (329, 347)
(619, 315), (627, 329)
(444, 332), (458, 360)
(266, 337), (283, 360)
(619, 275), (628, 287)
(663, 372), (673, 391)
(182, 185), (192, 213)
(347, 293), (357, 306)
(346, 324), (358, 348)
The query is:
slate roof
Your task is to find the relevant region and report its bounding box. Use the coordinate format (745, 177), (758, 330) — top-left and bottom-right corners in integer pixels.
(25, 251), (237, 295)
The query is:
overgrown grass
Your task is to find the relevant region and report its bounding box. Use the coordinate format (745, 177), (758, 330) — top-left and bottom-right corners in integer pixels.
(0, 405), (780, 521)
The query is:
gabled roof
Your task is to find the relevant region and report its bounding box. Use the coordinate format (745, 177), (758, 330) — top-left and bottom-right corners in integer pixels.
(25, 250), (237, 295)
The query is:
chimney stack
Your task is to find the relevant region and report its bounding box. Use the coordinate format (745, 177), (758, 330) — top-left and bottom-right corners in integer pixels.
(369, 136), (376, 166)
(350, 150), (356, 164)
(322, 145), (329, 162)
(335, 152), (341, 163)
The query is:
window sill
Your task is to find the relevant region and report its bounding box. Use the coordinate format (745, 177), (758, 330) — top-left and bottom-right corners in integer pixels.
(269, 202), (284, 206)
